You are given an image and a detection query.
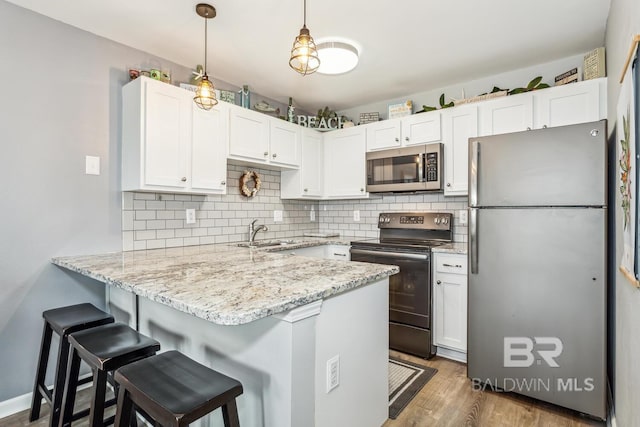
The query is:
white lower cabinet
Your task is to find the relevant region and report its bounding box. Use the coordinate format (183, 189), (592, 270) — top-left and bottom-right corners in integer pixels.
(433, 253), (467, 362)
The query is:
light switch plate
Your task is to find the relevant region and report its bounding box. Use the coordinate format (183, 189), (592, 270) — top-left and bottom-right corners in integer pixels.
(85, 155), (100, 175)
(274, 210), (283, 222)
(353, 210), (360, 222)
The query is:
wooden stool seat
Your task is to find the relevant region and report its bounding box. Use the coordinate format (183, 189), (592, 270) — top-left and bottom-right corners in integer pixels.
(30, 303), (114, 427)
(60, 323), (160, 427)
(114, 350), (243, 427)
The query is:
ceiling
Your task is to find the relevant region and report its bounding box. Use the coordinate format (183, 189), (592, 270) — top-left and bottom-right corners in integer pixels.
(7, 0), (611, 112)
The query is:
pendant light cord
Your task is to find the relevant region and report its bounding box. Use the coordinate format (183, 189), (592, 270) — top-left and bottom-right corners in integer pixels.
(303, 0), (307, 27)
(204, 13), (208, 74)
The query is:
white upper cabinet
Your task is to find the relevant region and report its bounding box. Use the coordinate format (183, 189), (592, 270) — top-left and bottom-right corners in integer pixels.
(281, 128), (323, 199)
(190, 101), (229, 193)
(366, 119), (401, 151)
(442, 105), (478, 196)
(534, 78), (605, 129)
(228, 105), (301, 169)
(401, 111), (441, 146)
(122, 76), (227, 195)
(365, 111), (441, 151)
(324, 127), (369, 199)
(228, 106), (270, 163)
(478, 94), (533, 136)
(269, 120), (301, 167)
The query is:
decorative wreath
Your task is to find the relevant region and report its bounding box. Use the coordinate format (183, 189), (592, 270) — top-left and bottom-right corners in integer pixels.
(240, 170), (261, 198)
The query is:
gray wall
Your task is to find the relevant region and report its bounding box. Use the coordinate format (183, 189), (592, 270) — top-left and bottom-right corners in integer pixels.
(605, 0), (640, 425)
(0, 0), (292, 402)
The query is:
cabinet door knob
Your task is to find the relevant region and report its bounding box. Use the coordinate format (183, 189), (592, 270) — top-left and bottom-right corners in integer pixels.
(272, 153), (277, 158)
(405, 137), (409, 141)
(543, 125), (548, 129)
(446, 183), (451, 187)
(360, 188), (364, 192)
(304, 188), (308, 192)
(264, 151), (269, 156)
(221, 181), (226, 185)
(436, 280), (442, 285)
(526, 127), (532, 131)
(181, 177), (187, 182)
(395, 137), (399, 142)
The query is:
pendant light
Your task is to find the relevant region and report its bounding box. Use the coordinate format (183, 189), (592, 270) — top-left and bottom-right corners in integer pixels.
(289, 0), (320, 75)
(194, 3), (218, 110)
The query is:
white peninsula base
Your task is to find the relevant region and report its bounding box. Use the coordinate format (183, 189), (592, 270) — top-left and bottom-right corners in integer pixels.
(108, 278), (389, 427)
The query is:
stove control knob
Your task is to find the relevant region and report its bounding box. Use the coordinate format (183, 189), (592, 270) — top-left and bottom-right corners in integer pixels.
(385, 217), (391, 223)
(379, 217), (385, 223)
(442, 217), (448, 225)
(434, 218), (441, 225)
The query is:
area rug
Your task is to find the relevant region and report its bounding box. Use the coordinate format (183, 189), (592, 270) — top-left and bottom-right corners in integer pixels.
(388, 356), (438, 419)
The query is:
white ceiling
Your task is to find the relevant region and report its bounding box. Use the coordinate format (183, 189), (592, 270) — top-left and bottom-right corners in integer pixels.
(7, 0), (611, 112)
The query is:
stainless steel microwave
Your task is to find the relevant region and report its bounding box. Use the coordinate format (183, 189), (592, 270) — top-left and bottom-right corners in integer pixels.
(366, 143), (443, 193)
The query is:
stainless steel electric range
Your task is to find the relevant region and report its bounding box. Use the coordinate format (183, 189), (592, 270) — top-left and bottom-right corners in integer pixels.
(350, 212), (453, 359)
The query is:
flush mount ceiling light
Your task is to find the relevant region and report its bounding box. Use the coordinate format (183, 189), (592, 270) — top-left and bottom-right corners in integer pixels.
(316, 41), (359, 75)
(194, 3), (218, 110)
(289, 0), (320, 75)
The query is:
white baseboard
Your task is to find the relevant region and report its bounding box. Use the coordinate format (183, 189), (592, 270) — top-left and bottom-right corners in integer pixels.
(436, 346), (467, 363)
(0, 374), (93, 420)
(0, 391), (32, 420)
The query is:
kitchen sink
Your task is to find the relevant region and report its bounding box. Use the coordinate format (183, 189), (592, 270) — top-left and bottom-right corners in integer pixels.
(236, 239), (298, 248)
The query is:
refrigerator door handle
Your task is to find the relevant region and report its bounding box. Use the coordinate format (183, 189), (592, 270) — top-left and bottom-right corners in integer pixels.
(470, 208), (478, 274)
(469, 140), (479, 207)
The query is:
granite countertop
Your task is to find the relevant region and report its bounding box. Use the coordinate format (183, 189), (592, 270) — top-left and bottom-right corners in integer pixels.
(432, 242), (468, 254)
(51, 238), (397, 326)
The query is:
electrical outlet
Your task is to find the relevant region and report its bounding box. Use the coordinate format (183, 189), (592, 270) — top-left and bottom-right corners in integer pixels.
(459, 210), (468, 225)
(353, 210), (360, 222)
(185, 209), (196, 224)
(310, 208), (316, 222)
(274, 210), (283, 222)
(326, 355), (340, 393)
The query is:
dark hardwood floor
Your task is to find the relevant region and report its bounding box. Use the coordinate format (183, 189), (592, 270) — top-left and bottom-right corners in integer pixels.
(1, 353), (605, 427)
(384, 350), (605, 427)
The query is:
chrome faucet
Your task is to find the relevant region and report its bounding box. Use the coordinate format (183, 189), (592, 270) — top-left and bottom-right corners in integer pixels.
(248, 219), (268, 244)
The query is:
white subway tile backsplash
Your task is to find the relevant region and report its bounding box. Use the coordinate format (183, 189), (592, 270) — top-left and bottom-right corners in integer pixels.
(122, 163), (467, 250)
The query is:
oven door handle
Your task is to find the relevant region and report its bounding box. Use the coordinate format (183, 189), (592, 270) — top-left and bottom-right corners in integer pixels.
(350, 248), (429, 261)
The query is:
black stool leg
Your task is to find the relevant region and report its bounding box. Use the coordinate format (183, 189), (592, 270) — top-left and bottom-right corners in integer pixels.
(114, 388), (134, 427)
(30, 321), (53, 421)
(58, 347), (81, 427)
(49, 334), (72, 427)
(221, 399), (240, 427)
(90, 369), (108, 427)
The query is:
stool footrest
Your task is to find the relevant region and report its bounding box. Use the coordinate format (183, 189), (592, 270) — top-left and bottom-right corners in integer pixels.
(36, 384), (53, 404)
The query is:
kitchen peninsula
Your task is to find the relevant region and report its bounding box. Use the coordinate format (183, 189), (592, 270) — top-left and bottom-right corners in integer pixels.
(52, 241), (398, 427)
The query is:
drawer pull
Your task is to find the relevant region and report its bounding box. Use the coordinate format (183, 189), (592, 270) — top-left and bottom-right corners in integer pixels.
(436, 280), (442, 285)
(443, 263), (463, 268)
(333, 253), (347, 257)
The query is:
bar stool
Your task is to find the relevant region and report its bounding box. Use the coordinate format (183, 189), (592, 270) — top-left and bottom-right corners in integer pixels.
(59, 322), (160, 427)
(30, 303), (115, 427)
(114, 350), (244, 427)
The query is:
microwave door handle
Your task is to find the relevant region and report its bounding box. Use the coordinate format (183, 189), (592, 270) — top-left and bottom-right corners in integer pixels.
(469, 140), (480, 206)
(418, 153), (424, 182)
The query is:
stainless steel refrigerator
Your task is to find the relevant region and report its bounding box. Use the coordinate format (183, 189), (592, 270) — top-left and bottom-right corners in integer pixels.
(467, 120), (607, 420)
